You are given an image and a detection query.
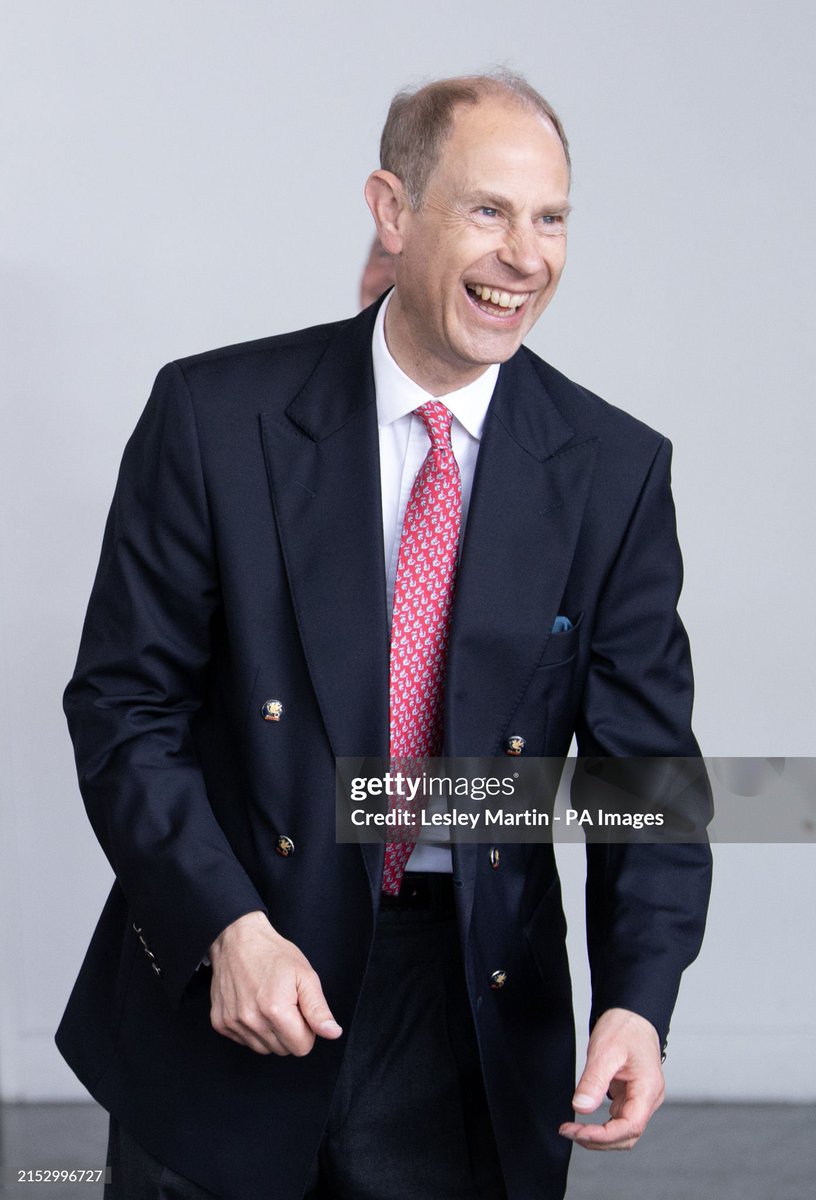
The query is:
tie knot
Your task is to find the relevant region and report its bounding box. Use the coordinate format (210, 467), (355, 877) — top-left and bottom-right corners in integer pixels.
(416, 402), (456, 470)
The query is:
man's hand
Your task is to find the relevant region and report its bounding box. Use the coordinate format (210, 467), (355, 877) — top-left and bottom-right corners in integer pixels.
(208, 911), (343, 1056)
(559, 1007), (664, 1150)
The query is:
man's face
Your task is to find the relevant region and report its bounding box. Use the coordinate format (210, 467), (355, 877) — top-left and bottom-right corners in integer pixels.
(385, 98), (571, 394)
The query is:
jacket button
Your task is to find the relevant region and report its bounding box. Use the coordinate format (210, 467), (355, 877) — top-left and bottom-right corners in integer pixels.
(261, 699), (285, 721)
(276, 835), (295, 857)
(489, 847), (500, 870)
(151, 962), (162, 978)
(489, 969), (508, 990)
(504, 735), (526, 756)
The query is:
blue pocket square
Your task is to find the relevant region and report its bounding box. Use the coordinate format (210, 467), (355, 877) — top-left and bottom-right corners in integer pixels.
(551, 615), (573, 634)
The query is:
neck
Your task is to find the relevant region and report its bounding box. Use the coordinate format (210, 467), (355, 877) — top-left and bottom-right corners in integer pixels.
(383, 292), (491, 397)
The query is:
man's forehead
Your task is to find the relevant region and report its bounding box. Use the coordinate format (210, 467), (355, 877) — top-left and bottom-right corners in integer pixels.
(436, 99), (566, 168)
(431, 100), (570, 196)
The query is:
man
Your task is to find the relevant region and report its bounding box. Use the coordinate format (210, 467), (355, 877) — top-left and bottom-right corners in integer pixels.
(58, 71), (712, 1199)
(359, 234), (396, 309)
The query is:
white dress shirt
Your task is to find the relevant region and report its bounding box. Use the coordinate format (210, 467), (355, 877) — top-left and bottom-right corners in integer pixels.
(372, 291), (500, 871)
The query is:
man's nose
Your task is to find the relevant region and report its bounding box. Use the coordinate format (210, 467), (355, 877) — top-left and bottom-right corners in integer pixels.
(498, 224), (546, 277)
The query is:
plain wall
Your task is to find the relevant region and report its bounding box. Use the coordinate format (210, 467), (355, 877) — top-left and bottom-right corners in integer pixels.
(1, 0), (814, 1100)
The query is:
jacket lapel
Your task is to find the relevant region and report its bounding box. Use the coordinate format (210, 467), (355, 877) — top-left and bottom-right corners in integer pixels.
(260, 308), (390, 765)
(445, 347), (598, 757)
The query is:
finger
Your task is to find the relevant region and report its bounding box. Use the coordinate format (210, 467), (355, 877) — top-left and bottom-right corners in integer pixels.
(565, 1134), (640, 1151)
(236, 1013), (298, 1056)
(214, 984), (320, 1056)
(611, 1080), (663, 1131)
(211, 1018), (287, 1056)
(225, 1029), (274, 1056)
(559, 1115), (645, 1149)
(212, 1007), (291, 1055)
(254, 997), (318, 1056)
(297, 970), (343, 1040)
(243, 1029), (289, 1056)
(572, 1064), (615, 1113)
(560, 1085), (656, 1150)
(210, 988), (298, 1056)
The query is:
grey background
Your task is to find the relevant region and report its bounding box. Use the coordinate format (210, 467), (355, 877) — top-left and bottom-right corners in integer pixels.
(1, 0), (814, 1101)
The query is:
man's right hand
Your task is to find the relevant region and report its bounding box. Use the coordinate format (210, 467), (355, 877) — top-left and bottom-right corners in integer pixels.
(208, 910), (343, 1056)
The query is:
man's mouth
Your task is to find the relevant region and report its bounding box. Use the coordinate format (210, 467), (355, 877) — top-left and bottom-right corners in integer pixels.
(465, 284), (530, 318)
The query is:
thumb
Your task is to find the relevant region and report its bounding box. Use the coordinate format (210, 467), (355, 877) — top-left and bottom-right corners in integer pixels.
(297, 971), (343, 1040)
(572, 1060), (613, 1112)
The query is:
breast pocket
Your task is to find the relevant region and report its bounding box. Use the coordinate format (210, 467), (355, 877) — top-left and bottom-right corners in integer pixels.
(499, 614), (584, 756)
(535, 611), (584, 670)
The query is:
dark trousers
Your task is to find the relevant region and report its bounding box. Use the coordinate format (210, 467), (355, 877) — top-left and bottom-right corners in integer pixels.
(105, 875), (506, 1199)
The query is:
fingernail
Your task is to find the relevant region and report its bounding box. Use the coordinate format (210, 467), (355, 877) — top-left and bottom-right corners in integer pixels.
(319, 1020), (343, 1037)
(572, 1093), (594, 1108)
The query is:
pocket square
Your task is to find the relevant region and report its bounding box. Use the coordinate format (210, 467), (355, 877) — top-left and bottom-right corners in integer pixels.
(551, 615), (573, 634)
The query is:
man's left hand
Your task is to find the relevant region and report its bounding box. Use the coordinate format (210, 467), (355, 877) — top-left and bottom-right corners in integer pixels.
(558, 1007), (665, 1150)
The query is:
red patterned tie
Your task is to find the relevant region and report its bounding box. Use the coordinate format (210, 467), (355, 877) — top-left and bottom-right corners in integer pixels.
(382, 402), (462, 896)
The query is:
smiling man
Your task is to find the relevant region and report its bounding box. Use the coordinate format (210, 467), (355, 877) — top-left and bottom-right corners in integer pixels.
(59, 72), (711, 1200)
(367, 85), (570, 392)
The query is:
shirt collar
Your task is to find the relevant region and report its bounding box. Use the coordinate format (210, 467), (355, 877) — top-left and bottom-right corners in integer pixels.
(372, 290), (499, 442)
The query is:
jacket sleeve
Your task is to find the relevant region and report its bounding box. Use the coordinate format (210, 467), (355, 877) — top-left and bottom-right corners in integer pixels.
(572, 436), (713, 1052)
(64, 362), (268, 1007)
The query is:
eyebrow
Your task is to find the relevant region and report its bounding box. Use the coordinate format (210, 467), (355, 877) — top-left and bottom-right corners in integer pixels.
(467, 190), (573, 217)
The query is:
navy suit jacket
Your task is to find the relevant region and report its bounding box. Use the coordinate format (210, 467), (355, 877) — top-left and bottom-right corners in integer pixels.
(58, 297), (711, 1200)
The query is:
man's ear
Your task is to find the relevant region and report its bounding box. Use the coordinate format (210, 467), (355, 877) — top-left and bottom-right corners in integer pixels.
(364, 170), (409, 255)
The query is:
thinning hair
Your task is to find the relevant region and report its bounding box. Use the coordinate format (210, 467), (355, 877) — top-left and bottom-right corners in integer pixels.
(379, 69), (571, 210)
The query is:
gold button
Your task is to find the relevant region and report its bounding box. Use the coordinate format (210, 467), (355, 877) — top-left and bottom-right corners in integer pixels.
(489, 969), (508, 990)
(504, 735), (526, 756)
(276, 835), (295, 857)
(261, 699), (285, 722)
(489, 847), (500, 870)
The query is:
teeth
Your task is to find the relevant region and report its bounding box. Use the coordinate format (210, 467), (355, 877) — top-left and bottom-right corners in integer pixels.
(468, 285), (527, 309)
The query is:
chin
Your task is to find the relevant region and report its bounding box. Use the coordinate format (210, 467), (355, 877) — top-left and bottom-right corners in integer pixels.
(467, 334), (525, 365)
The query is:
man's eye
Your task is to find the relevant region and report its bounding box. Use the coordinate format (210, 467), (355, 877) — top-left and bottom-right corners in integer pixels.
(478, 207), (499, 218)
(540, 214), (566, 227)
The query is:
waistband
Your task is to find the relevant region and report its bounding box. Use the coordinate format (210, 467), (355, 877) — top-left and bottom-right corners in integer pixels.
(379, 872), (456, 915)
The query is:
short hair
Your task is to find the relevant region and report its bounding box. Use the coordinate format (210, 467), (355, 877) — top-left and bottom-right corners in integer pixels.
(379, 69), (571, 210)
